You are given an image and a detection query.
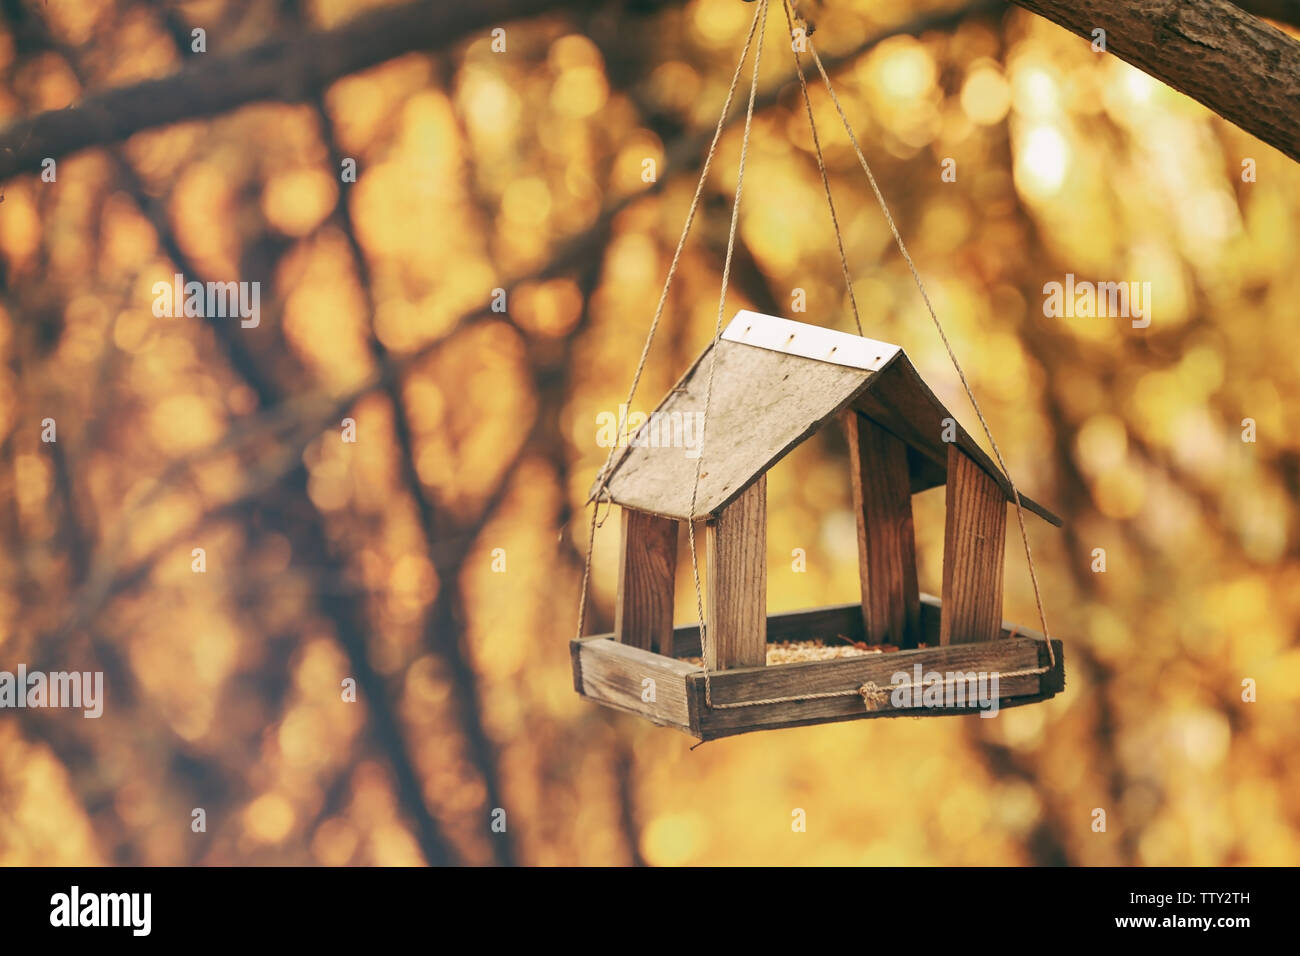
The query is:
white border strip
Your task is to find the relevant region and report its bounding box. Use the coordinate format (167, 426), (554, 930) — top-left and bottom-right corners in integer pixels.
(721, 310), (900, 371)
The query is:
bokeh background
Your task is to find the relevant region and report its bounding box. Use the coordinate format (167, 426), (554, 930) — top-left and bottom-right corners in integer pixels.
(1, 0), (1298, 866)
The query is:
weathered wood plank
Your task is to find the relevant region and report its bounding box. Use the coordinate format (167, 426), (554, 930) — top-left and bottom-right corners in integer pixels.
(597, 334), (875, 520)
(594, 312), (1061, 527)
(614, 507), (679, 655)
(573, 637), (695, 730)
(694, 668), (1063, 738)
(706, 474), (767, 669)
(665, 601), (865, 658)
(844, 410), (921, 647)
(689, 638), (1063, 739)
(570, 635), (584, 693)
(941, 445), (1007, 645)
(655, 592), (1027, 658)
(852, 358), (1062, 526)
(695, 637), (1041, 705)
(576, 600), (1064, 739)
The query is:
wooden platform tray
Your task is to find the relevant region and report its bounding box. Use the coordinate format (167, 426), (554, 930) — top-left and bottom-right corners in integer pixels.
(571, 594), (1065, 741)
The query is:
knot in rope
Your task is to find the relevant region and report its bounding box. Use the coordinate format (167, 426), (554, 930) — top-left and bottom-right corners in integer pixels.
(859, 681), (889, 711)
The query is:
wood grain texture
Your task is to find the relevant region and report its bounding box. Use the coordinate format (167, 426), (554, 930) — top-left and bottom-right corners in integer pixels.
(573, 637), (695, 730)
(665, 601), (866, 659)
(655, 593), (1017, 658)
(940, 445), (1007, 645)
(844, 411), (921, 647)
(706, 474), (767, 670)
(614, 508), (678, 654)
(597, 337), (875, 519)
(1011, 0), (1300, 163)
(570, 636), (585, 692)
(595, 321), (1061, 526)
(574, 599), (1064, 739)
(688, 636), (1064, 739)
(853, 358), (1061, 526)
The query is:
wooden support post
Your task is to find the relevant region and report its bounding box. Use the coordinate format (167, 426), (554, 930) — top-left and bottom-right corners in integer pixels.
(705, 475), (767, 670)
(940, 445), (1007, 645)
(844, 411), (921, 647)
(614, 508), (679, 655)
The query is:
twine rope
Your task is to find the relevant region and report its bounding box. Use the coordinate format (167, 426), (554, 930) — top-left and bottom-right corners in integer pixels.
(781, 0), (862, 336)
(686, 0), (771, 710)
(575, 0), (1056, 718)
(792, 0), (1055, 671)
(573, 0), (765, 640)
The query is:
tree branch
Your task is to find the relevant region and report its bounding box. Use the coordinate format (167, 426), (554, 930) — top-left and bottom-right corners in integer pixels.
(1009, 0), (1300, 161)
(0, 0), (633, 179)
(311, 80), (518, 865)
(1233, 0), (1300, 32)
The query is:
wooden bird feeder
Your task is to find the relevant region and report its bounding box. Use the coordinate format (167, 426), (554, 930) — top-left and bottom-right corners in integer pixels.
(571, 310), (1065, 740)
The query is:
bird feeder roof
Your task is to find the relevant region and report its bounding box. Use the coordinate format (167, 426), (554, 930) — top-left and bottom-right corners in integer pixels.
(591, 310), (1062, 527)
